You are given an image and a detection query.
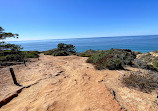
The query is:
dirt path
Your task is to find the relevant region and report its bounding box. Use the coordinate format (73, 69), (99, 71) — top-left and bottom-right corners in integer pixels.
(1, 54), (158, 111)
(0, 54), (123, 111)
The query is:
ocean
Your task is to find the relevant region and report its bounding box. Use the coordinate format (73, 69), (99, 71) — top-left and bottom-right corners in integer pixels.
(9, 35), (158, 53)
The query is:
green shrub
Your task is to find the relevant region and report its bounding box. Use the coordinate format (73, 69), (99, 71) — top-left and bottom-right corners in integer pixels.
(0, 50), (24, 62)
(87, 49), (137, 70)
(43, 43), (76, 56)
(57, 43), (76, 53)
(138, 53), (153, 63)
(5, 54), (24, 61)
(122, 71), (158, 93)
(134, 52), (158, 71)
(153, 61), (158, 71)
(78, 49), (99, 57)
(43, 49), (57, 55)
(0, 51), (39, 62)
(0, 56), (6, 61)
(52, 50), (70, 56)
(132, 59), (149, 69)
(23, 51), (39, 58)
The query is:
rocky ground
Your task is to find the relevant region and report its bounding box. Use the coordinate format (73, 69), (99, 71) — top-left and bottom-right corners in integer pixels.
(0, 54), (158, 111)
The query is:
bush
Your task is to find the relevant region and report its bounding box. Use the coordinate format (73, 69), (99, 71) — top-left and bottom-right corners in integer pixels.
(0, 50), (24, 62)
(43, 49), (57, 55)
(5, 54), (24, 62)
(53, 50), (70, 56)
(153, 61), (158, 71)
(0, 56), (6, 61)
(95, 57), (123, 70)
(132, 59), (149, 69)
(23, 51), (39, 59)
(134, 51), (158, 71)
(78, 49), (99, 57)
(87, 49), (137, 70)
(57, 43), (76, 53)
(122, 71), (158, 93)
(0, 51), (39, 62)
(137, 53), (153, 63)
(43, 43), (76, 56)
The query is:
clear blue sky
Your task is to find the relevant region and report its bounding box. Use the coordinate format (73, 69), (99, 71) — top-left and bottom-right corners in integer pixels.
(1, 0), (158, 40)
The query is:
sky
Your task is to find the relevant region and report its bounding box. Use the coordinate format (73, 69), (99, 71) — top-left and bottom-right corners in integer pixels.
(1, 0), (158, 41)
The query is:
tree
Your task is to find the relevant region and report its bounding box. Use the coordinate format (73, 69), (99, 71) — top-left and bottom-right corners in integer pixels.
(0, 27), (19, 40)
(57, 43), (76, 53)
(0, 26), (20, 51)
(0, 26), (24, 62)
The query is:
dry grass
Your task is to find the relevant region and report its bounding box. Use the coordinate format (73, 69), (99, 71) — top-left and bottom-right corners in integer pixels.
(122, 70), (158, 93)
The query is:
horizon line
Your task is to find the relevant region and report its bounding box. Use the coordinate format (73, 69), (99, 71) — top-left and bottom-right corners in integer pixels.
(6, 34), (158, 42)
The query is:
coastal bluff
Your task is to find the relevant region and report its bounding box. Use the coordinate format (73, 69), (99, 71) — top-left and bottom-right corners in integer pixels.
(0, 54), (157, 111)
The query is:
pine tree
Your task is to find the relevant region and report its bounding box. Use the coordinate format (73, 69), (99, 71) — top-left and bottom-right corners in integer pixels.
(0, 27), (24, 63)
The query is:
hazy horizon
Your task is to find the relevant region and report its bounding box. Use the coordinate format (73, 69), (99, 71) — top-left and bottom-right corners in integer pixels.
(5, 34), (158, 42)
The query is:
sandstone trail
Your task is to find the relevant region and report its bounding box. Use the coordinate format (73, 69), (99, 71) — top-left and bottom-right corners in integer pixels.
(0, 54), (123, 111)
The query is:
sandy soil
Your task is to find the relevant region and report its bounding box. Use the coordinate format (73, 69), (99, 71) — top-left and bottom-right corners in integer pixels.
(0, 54), (123, 111)
(0, 54), (158, 111)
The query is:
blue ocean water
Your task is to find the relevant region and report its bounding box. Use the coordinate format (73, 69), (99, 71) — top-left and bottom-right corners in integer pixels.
(9, 35), (158, 53)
